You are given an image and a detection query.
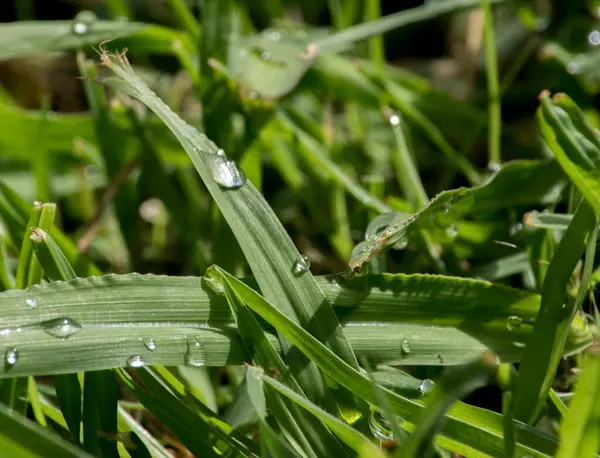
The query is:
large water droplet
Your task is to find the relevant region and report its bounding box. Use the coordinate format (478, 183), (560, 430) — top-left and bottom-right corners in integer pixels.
(202, 276), (225, 295)
(185, 338), (207, 367)
(393, 237), (408, 250)
(506, 316), (522, 331)
(127, 355), (146, 368)
(389, 114), (400, 126)
(71, 11), (96, 35)
(41, 318), (82, 339)
(208, 155), (246, 189)
(25, 298), (37, 308)
(400, 339), (411, 357)
(589, 30), (600, 46)
(143, 338), (157, 352)
(292, 256), (311, 276)
(419, 379), (435, 395)
(5, 348), (18, 370)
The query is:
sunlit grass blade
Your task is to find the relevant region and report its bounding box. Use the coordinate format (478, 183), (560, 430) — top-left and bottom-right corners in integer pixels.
(398, 352), (499, 458)
(100, 50), (358, 404)
(525, 211), (572, 230)
(538, 92), (600, 214)
(0, 401), (91, 458)
(207, 269), (559, 456)
(514, 200), (597, 424)
(556, 341), (600, 458)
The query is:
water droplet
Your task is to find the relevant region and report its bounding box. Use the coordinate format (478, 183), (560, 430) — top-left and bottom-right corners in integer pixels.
(216, 148), (225, 156)
(400, 339), (411, 357)
(143, 338), (156, 352)
(389, 114), (400, 126)
(41, 318), (82, 339)
(419, 379), (435, 395)
(393, 237), (408, 250)
(589, 30), (600, 46)
(127, 355), (146, 368)
(71, 11), (96, 35)
(431, 203), (456, 230)
(261, 51), (271, 61)
(185, 338), (206, 367)
(270, 31), (281, 41)
(567, 62), (581, 75)
(5, 348), (18, 370)
(487, 162), (502, 173)
(445, 221), (459, 238)
(207, 155), (246, 189)
(506, 315), (522, 331)
(25, 298), (37, 308)
(202, 276), (225, 295)
(291, 256), (311, 276)
(509, 222), (523, 238)
(369, 410), (394, 441)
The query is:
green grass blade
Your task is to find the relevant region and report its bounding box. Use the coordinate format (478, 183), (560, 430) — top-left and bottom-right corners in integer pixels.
(0, 19), (146, 60)
(398, 352), (499, 457)
(0, 234), (14, 291)
(100, 51), (358, 404)
(514, 200), (597, 424)
(525, 211), (572, 230)
(30, 229), (77, 282)
(0, 402), (92, 458)
(538, 93), (600, 214)
(117, 406), (173, 458)
(312, 0), (506, 54)
(245, 367), (303, 458)
(206, 264), (559, 456)
(556, 341), (600, 458)
(207, 266), (350, 458)
(261, 370), (380, 455)
(54, 374), (82, 444)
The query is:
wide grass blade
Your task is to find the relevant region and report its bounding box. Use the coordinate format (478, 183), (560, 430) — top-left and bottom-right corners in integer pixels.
(0, 401), (92, 458)
(514, 200), (597, 424)
(208, 271), (558, 456)
(99, 50), (358, 405)
(556, 341), (600, 458)
(0, 17), (146, 60)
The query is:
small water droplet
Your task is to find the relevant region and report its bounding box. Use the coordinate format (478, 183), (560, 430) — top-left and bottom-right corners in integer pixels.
(41, 318), (82, 339)
(431, 203), (456, 230)
(270, 31), (281, 41)
(393, 237), (408, 250)
(185, 338), (207, 367)
(400, 339), (411, 357)
(389, 114), (400, 126)
(488, 162), (502, 173)
(25, 298), (37, 308)
(261, 51), (271, 61)
(446, 221), (459, 238)
(567, 62), (581, 75)
(216, 148), (225, 156)
(292, 256), (311, 276)
(127, 355), (146, 368)
(203, 276), (225, 295)
(71, 11), (96, 35)
(506, 315), (522, 331)
(143, 338), (157, 352)
(509, 222), (523, 238)
(369, 410), (394, 441)
(5, 348), (18, 370)
(589, 30), (600, 46)
(419, 379), (435, 395)
(207, 155), (246, 189)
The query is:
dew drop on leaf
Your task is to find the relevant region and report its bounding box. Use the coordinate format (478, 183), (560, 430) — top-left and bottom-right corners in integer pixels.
(185, 337), (207, 367)
(369, 410), (394, 441)
(143, 338), (157, 352)
(127, 355), (146, 368)
(208, 155), (246, 189)
(419, 379), (435, 395)
(25, 298), (37, 308)
(291, 256), (310, 276)
(41, 318), (82, 339)
(400, 339), (411, 357)
(5, 348), (18, 370)
(506, 315), (522, 331)
(71, 11), (96, 35)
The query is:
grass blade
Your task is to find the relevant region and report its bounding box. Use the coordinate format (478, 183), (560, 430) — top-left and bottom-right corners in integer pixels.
(100, 50), (358, 404)
(514, 200), (597, 424)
